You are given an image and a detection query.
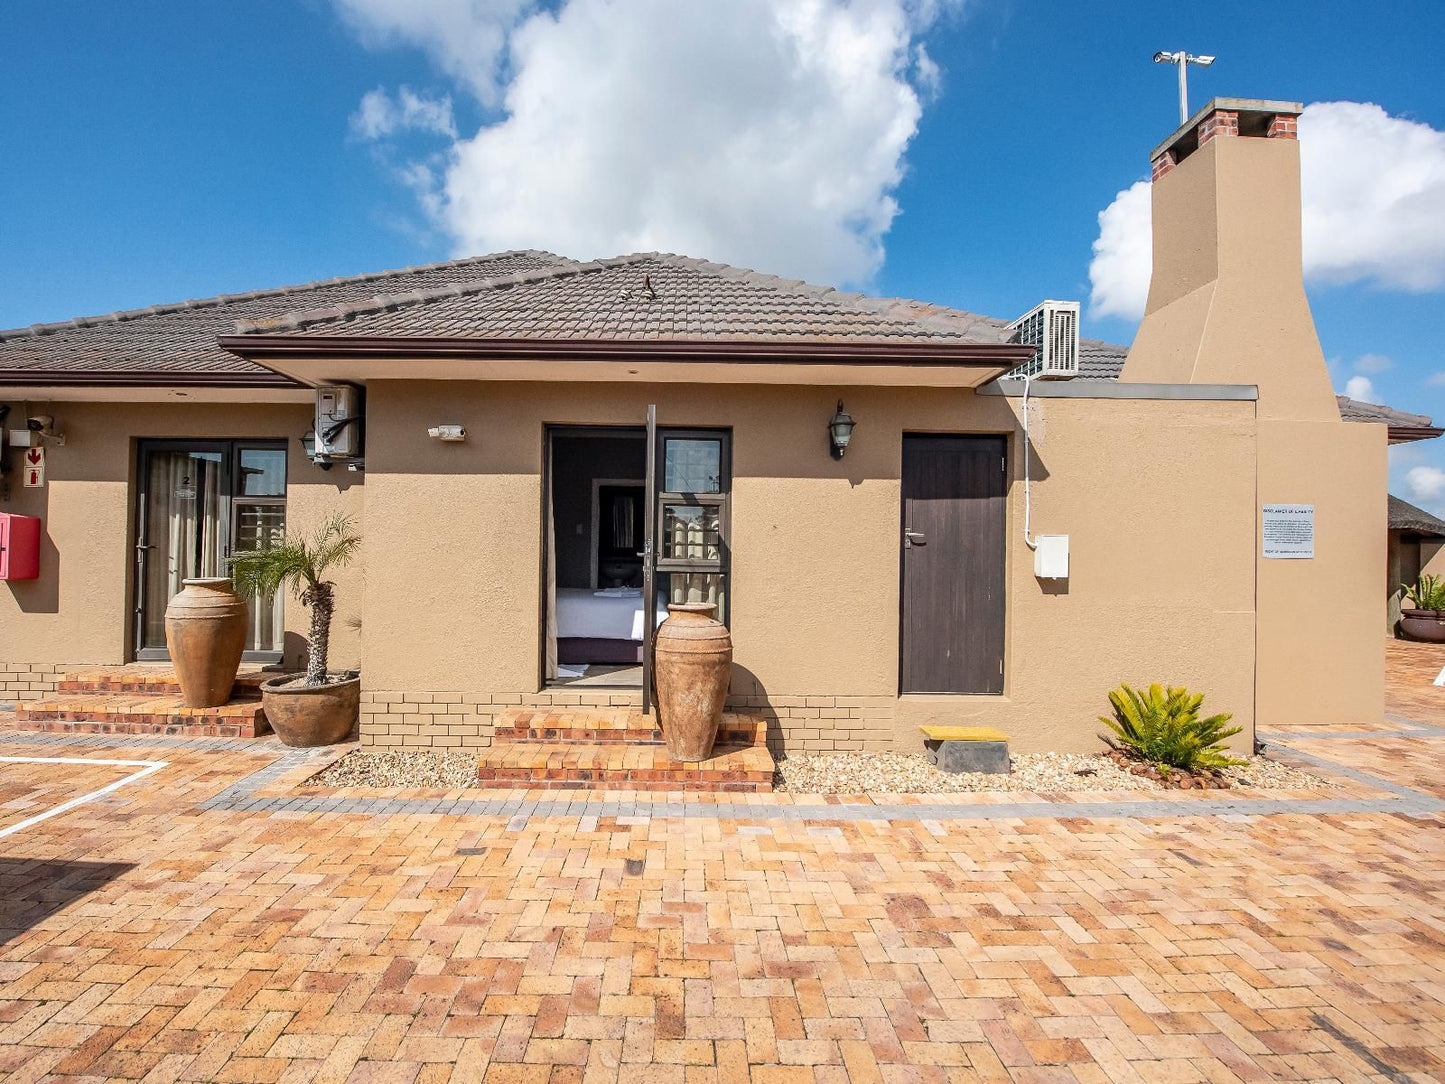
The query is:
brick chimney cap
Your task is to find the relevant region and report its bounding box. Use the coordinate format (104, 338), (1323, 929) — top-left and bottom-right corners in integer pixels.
(1151, 97), (1304, 162)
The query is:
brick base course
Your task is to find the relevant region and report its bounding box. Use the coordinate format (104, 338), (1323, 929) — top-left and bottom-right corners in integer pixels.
(0, 662), (67, 705)
(360, 686), (895, 752)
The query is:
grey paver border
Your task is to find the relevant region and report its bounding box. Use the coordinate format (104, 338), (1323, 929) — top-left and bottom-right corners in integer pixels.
(3, 724), (1442, 824)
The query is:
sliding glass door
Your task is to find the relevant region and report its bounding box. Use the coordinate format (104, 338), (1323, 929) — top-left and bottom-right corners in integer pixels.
(134, 440), (287, 661)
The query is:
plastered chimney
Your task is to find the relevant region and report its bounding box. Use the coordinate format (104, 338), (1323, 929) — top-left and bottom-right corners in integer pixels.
(1120, 98), (1340, 421)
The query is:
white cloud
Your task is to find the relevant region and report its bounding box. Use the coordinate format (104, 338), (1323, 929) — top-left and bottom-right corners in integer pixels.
(350, 86), (457, 140)
(1088, 102), (1445, 321)
(1406, 465), (1445, 501)
(1087, 180), (1151, 321)
(1354, 353), (1392, 374)
(1343, 374), (1382, 404)
(334, 0), (533, 108)
(337, 0), (953, 287)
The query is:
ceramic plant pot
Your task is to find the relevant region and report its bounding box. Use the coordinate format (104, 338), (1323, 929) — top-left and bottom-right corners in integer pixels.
(653, 603), (732, 761)
(1400, 608), (1445, 643)
(261, 672), (361, 748)
(164, 577), (248, 708)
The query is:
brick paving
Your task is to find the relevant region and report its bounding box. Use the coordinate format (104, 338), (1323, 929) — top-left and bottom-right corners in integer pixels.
(0, 642), (1441, 1082)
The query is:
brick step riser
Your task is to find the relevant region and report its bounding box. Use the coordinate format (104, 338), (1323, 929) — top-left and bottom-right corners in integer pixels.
(15, 718), (268, 739)
(56, 681), (264, 698)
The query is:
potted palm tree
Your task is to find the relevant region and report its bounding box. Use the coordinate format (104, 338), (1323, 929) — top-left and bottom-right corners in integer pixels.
(230, 514), (361, 746)
(1400, 573), (1445, 642)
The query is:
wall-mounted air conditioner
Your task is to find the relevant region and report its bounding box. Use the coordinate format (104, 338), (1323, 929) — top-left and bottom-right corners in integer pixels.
(1006, 300), (1080, 379)
(315, 385), (363, 459)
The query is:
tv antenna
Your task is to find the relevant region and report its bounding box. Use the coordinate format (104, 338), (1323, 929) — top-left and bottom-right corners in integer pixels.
(1153, 50), (1216, 123)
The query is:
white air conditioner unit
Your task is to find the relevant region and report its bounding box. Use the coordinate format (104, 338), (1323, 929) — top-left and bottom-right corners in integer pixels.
(314, 385), (363, 459)
(1006, 300), (1079, 379)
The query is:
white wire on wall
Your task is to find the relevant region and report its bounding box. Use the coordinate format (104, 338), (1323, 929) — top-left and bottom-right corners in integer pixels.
(1022, 375), (1038, 551)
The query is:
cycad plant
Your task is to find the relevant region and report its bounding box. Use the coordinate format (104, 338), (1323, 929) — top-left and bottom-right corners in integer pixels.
(1099, 683), (1244, 773)
(230, 514), (360, 686)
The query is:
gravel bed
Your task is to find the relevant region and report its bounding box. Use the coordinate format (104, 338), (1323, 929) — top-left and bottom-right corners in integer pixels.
(309, 749), (479, 789)
(774, 751), (1332, 794)
(307, 748), (1332, 795)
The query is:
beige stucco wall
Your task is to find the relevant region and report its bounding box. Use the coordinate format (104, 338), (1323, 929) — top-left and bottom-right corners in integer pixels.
(1254, 420), (1386, 725)
(0, 400), (361, 687)
(1122, 119), (1388, 728)
(359, 380), (1258, 753)
(1123, 135), (1340, 423)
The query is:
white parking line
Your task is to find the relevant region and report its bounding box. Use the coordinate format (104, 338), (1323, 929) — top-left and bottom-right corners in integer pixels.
(0, 755), (168, 839)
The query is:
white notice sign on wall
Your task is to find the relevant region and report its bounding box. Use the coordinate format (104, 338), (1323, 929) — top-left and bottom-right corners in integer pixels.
(1262, 503), (1314, 559)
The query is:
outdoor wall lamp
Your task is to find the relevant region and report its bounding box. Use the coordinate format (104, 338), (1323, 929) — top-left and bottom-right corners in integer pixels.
(300, 429), (332, 471)
(828, 400), (855, 459)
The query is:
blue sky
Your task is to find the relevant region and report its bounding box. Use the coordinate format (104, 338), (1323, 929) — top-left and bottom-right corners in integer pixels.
(2, 1), (1443, 499)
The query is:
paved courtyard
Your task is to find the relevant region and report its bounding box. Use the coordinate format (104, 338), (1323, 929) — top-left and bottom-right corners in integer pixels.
(1, 644), (1444, 1083)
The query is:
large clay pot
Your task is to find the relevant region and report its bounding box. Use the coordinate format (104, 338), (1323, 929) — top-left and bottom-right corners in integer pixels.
(164, 577), (248, 708)
(653, 603), (732, 761)
(1400, 608), (1445, 643)
(261, 672), (360, 747)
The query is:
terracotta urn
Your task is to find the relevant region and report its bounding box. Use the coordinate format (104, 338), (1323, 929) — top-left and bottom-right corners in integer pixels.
(1400, 608), (1445, 643)
(164, 577), (248, 708)
(653, 603), (732, 761)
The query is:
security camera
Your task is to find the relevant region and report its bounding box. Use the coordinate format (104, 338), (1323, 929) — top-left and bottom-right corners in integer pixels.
(27, 415), (52, 433)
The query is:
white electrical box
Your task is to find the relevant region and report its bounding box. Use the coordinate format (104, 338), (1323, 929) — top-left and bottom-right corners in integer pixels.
(1034, 534), (1069, 579)
(315, 385), (363, 459)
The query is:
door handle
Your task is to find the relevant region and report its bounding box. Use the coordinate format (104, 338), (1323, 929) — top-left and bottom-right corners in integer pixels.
(904, 530), (926, 547)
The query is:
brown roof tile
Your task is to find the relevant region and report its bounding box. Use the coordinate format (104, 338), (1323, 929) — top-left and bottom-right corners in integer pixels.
(0, 251), (573, 380)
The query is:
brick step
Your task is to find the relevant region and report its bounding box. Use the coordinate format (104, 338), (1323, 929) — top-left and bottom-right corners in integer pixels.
(494, 708), (767, 748)
(56, 664), (271, 699)
(16, 693), (271, 740)
(476, 740), (774, 792)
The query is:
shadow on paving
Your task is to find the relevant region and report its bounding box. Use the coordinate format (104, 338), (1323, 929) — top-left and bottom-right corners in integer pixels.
(0, 856), (134, 943)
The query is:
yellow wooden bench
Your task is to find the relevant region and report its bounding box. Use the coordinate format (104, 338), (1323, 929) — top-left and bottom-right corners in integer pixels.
(918, 725), (1008, 743)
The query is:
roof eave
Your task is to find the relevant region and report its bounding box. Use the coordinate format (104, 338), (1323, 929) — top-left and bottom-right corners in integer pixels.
(216, 334), (1034, 366)
(1388, 425), (1445, 445)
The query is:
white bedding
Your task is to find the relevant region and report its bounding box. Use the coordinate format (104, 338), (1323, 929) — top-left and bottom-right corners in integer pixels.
(556, 588), (667, 641)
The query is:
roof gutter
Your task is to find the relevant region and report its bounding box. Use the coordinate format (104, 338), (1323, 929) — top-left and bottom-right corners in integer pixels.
(1388, 424), (1445, 445)
(217, 334), (1037, 367)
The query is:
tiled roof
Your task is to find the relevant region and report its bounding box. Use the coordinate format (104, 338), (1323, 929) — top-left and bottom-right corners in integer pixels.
(0, 251), (573, 381)
(237, 253), (1019, 345)
(1336, 396), (1435, 430)
(1390, 494), (1445, 536)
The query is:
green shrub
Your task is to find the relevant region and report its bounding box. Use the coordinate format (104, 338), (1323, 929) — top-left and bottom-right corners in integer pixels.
(1099, 683), (1244, 774)
(1402, 573), (1445, 610)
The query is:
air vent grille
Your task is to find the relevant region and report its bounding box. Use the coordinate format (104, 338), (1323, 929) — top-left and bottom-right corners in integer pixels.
(1005, 300), (1080, 379)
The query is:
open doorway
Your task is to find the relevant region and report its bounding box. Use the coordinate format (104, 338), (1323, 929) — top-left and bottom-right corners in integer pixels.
(546, 427), (658, 688)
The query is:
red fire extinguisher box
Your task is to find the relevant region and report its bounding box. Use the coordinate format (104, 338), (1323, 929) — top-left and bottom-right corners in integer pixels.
(0, 513), (41, 580)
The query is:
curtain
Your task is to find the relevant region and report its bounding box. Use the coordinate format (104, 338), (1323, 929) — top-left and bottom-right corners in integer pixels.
(145, 451), (223, 648)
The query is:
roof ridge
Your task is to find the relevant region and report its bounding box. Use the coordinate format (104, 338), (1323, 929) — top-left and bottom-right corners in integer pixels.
(0, 250), (574, 342)
(233, 253), (655, 335)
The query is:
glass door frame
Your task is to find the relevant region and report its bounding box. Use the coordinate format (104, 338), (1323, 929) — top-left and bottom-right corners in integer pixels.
(132, 438), (287, 663)
(642, 422), (732, 714)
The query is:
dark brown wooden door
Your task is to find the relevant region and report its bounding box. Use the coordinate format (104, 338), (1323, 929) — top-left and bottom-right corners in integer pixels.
(900, 435), (1007, 693)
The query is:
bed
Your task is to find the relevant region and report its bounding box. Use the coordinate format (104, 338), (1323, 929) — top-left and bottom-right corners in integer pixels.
(556, 587), (668, 664)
